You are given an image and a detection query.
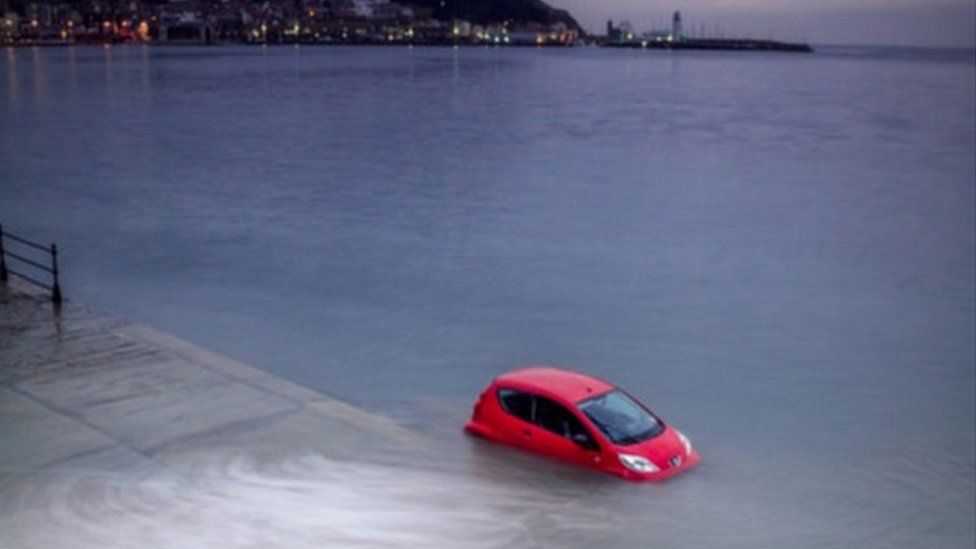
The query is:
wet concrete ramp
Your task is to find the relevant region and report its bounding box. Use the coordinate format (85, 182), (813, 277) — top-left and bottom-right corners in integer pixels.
(0, 282), (410, 474)
(2, 283), (573, 548)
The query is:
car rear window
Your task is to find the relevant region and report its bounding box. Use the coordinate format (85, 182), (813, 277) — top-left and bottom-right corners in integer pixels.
(497, 388), (533, 422)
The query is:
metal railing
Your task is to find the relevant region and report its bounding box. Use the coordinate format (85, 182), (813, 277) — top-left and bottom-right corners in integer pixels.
(0, 223), (62, 303)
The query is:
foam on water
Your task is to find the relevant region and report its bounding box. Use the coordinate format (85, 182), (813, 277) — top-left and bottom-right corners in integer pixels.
(1, 452), (616, 548)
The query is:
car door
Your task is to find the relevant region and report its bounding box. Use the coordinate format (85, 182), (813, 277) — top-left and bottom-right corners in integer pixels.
(531, 394), (603, 468)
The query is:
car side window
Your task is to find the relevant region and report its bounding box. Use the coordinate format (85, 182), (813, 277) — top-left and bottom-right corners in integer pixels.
(534, 395), (600, 451)
(497, 388), (534, 423)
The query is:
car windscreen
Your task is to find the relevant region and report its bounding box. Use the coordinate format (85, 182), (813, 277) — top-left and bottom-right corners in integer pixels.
(577, 390), (664, 445)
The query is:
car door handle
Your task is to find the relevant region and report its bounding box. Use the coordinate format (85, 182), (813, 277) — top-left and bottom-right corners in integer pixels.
(523, 429), (532, 437)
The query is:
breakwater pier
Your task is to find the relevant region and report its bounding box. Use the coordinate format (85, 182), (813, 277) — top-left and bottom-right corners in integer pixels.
(604, 37), (813, 53)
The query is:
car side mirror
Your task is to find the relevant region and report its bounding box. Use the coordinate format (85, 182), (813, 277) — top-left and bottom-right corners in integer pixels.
(572, 433), (594, 449)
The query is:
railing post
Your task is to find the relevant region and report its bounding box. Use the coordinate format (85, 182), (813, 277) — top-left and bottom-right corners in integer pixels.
(50, 243), (62, 304)
(0, 223), (8, 284)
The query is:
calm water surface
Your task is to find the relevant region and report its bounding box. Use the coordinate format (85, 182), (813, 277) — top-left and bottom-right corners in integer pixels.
(2, 45), (974, 547)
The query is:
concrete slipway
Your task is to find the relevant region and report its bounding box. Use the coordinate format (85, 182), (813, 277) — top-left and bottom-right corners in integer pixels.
(0, 282), (612, 548)
(0, 280), (415, 472)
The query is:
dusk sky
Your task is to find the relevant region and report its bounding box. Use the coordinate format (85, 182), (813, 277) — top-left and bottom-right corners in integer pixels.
(554, 0), (976, 48)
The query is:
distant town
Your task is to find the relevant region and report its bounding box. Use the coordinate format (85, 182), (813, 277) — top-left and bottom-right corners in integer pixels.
(1, 0), (811, 51)
(1, 0), (582, 46)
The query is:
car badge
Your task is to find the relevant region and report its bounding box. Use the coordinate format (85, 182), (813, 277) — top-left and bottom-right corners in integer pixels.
(669, 455), (682, 468)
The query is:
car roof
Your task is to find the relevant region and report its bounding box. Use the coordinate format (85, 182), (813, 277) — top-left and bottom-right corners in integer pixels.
(495, 366), (615, 404)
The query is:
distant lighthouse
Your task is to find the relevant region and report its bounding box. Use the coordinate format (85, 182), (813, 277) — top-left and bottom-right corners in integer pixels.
(671, 11), (682, 42)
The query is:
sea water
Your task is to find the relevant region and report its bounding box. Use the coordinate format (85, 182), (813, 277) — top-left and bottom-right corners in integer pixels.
(2, 44), (974, 547)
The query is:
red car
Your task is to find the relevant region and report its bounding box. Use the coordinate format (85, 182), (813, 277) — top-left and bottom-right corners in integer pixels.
(464, 366), (700, 481)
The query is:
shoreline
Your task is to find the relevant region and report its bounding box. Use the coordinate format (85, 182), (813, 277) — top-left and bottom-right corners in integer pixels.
(4, 38), (813, 52)
(0, 279), (415, 475)
(0, 279), (606, 548)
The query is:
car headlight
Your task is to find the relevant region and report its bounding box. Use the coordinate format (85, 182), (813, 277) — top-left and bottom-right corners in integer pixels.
(677, 431), (693, 455)
(618, 453), (660, 473)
